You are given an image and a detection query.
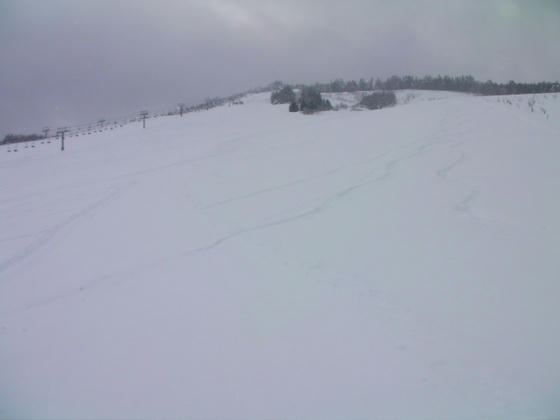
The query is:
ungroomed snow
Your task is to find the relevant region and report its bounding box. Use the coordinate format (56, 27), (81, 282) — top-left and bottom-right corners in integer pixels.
(1, 91), (559, 419)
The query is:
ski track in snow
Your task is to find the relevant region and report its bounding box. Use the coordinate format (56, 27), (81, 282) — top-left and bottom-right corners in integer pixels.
(454, 190), (480, 213)
(0, 182), (136, 277)
(203, 166), (342, 210)
(4, 123), (462, 315)
(436, 153), (467, 180)
(4, 98), (474, 315)
(2, 91), (560, 419)
(0, 147), (230, 206)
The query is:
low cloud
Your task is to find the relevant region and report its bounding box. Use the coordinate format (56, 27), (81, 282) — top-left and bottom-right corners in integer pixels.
(1, 0), (558, 136)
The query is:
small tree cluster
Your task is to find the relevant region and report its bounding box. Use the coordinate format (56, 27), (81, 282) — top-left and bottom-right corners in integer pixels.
(360, 91), (397, 110)
(298, 86), (332, 114)
(271, 86), (296, 104)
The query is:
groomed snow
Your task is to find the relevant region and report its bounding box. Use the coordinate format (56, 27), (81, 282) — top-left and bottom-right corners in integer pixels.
(1, 91), (559, 419)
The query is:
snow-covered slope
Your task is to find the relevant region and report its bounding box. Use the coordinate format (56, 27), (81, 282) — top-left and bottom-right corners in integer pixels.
(1, 91), (560, 419)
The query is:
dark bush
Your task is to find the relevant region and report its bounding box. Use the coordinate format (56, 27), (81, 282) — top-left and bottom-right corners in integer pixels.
(289, 101), (299, 112)
(299, 86), (332, 114)
(360, 91), (397, 110)
(271, 86), (296, 104)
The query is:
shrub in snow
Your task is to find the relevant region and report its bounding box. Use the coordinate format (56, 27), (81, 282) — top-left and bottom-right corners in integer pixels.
(299, 86), (332, 114)
(271, 86), (296, 104)
(289, 101), (299, 112)
(360, 91), (397, 110)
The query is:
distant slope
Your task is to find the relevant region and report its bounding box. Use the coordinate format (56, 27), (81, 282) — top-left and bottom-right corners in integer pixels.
(1, 91), (559, 419)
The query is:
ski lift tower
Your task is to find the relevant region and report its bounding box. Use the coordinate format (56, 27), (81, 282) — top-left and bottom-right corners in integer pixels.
(57, 127), (69, 151)
(140, 111), (149, 128)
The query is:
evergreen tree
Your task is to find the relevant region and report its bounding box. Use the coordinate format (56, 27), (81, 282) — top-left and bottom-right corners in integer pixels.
(299, 86), (332, 113)
(271, 86), (296, 104)
(360, 91), (397, 109)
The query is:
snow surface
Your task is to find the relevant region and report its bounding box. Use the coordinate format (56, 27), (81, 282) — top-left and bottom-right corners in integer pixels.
(1, 91), (560, 419)
(323, 89), (470, 108)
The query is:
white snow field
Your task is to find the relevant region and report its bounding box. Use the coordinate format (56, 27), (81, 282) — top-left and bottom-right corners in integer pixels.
(1, 91), (560, 419)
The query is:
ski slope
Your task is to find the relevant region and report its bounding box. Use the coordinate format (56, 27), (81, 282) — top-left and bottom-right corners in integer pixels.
(1, 91), (560, 419)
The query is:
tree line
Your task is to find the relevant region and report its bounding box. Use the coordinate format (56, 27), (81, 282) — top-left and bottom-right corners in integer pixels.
(298, 75), (560, 96)
(270, 74), (560, 114)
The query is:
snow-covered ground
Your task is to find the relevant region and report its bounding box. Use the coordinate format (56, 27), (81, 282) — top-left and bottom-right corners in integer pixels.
(323, 89), (470, 108)
(1, 91), (559, 419)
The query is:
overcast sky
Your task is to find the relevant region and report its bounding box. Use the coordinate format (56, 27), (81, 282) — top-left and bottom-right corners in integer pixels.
(1, 0), (559, 137)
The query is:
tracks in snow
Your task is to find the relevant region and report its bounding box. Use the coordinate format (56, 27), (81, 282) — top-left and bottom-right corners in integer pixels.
(0, 182), (136, 278)
(2, 100), (491, 314)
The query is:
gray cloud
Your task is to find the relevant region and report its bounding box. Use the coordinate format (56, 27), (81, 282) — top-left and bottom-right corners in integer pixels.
(1, 0), (559, 137)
